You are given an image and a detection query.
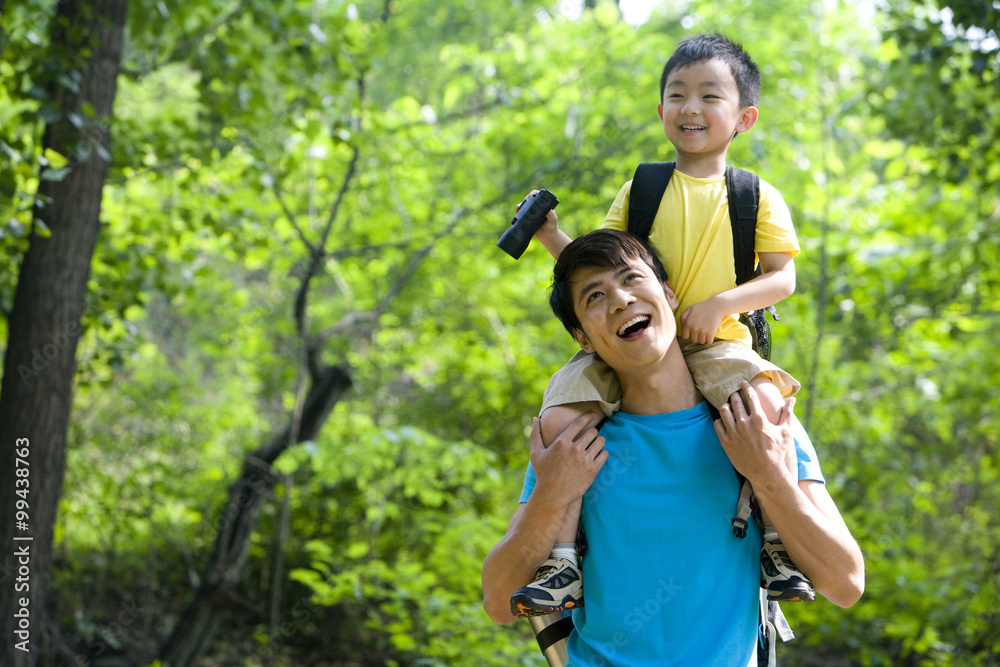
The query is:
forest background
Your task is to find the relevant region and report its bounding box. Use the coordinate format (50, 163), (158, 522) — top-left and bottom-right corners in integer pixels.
(0, 0), (998, 665)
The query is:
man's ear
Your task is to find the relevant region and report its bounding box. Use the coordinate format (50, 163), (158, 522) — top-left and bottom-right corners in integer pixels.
(662, 281), (679, 310)
(735, 106), (758, 134)
(573, 328), (594, 354)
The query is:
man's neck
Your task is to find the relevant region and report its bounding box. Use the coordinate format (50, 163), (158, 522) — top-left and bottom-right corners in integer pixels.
(617, 342), (702, 415)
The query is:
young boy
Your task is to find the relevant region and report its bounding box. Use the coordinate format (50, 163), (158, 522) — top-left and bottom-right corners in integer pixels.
(511, 33), (812, 617)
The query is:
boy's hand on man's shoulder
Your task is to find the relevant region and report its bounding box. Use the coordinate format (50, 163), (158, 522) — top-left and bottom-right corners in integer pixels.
(680, 299), (724, 345)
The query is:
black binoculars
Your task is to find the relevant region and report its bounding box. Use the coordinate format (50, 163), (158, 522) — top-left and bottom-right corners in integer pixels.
(497, 189), (559, 259)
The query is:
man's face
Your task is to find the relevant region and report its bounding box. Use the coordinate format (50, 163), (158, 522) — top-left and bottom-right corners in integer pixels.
(570, 259), (679, 373)
(658, 57), (755, 162)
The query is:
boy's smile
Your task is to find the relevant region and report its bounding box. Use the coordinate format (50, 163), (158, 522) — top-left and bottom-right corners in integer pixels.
(658, 57), (757, 176)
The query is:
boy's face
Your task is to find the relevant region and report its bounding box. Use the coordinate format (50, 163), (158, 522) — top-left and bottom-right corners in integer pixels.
(569, 259), (679, 374)
(658, 57), (757, 163)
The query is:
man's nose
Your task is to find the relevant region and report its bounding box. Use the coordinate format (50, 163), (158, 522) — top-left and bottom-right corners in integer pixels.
(609, 287), (635, 312)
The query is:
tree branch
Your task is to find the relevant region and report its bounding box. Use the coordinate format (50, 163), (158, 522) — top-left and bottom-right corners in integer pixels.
(121, 0), (251, 79)
(314, 201), (470, 346)
(272, 183), (316, 255)
(319, 145), (361, 253)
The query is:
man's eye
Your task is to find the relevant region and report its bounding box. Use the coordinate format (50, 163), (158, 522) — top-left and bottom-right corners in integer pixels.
(624, 273), (642, 282)
(586, 291), (603, 304)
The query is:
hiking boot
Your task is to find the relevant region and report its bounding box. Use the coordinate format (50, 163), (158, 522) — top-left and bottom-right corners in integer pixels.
(761, 538), (815, 602)
(510, 558), (584, 617)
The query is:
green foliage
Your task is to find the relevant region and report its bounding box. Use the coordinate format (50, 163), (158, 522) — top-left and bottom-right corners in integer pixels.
(283, 418), (533, 665)
(0, 0), (60, 312)
(874, 0), (1000, 186)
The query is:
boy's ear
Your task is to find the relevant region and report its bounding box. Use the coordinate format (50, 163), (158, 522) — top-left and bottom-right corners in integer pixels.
(735, 106), (758, 134)
(573, 328), (594, 354)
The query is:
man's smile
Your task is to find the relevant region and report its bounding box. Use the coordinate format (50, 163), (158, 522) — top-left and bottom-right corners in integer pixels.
(617, 314), (651, 338)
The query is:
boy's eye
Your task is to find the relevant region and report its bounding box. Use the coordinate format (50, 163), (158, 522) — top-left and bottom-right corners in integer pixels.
(586, 291), (603, 304)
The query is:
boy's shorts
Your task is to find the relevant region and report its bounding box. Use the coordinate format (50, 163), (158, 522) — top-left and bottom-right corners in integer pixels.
(540, 339), (799, 416)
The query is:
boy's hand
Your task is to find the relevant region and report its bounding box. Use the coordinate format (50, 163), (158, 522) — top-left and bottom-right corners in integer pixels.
(680, 298), (724, 344)
(516, 189), (572, 259)
(515, 189), (560, 240)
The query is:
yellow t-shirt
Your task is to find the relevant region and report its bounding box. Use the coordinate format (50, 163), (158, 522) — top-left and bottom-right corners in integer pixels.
(602, 168), (799, 347)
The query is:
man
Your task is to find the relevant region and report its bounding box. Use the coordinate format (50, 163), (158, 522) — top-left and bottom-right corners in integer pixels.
(482, 229), (863, 665)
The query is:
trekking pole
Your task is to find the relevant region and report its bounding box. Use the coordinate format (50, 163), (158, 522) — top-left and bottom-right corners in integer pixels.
(528, 610), (573, 667)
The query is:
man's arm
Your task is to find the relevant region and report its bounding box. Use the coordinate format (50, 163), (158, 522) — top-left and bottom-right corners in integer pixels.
(680, 251), (796, 344)
(482, 414), (607, 623)
(714, 383), (865, 608)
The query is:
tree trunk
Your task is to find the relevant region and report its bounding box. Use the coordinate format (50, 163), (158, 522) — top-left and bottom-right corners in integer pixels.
(1, 0), (7, 55)
(158, 364), (351, 667)
(0, 1), (126, 665)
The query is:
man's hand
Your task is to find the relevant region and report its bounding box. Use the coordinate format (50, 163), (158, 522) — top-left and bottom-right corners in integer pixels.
(714, 383), (865, 608)
(530, 412), (608, 505)
(713, 381), (795, 486)
(680, 298), (724, 345)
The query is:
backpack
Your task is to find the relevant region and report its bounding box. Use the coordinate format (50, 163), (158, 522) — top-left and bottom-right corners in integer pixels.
(626, 161), (777, 360)
(627, 161), (791, 667)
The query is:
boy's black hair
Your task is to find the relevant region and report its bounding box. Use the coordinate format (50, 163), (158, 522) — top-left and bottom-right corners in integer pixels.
(659, 32), (761, 109)
(550, 229), (669, 336)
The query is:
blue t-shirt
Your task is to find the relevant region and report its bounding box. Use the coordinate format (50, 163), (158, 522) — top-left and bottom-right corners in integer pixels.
(519, 404), (824, 666)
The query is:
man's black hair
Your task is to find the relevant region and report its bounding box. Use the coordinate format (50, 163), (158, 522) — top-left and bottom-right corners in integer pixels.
(658, 32), (761, 109)
(549, 229), (669, 336)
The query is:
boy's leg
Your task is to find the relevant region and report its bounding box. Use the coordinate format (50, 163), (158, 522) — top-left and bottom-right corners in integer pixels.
(541, 404), (601, 547)
(510, 403), (601, 617)
(747, 377), (797, 518)
(749, 376), (815, 602)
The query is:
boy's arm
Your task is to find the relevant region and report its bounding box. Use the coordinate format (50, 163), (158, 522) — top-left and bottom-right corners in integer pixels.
(714, 384), (865, 608)
(535, 213), (573, 260)
(522, 179), (634, 260)
(482, 415), (607, 623)
(680, 251), (795, 344)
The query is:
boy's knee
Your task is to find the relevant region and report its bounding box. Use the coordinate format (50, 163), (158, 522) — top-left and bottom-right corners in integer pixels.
(539, 402), (603, 446)
(749, 375), (786, 425)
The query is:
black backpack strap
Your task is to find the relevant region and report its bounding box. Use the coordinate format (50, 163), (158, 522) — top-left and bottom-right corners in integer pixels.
(725, 166), (759, 286)
(628, 162), (675, 242)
